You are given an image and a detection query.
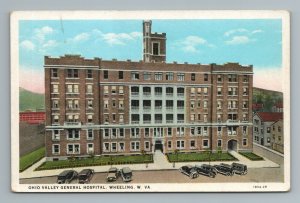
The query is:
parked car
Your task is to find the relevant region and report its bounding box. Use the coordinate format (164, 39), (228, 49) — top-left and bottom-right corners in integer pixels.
(213, 163), (234, 176)
(107, 167), (120, 182)
(120, 167), (133, 182)
(78, 169), (95, 184)
(231, 163), (248, 175)
(179, 165), (199, 179)
(195, 164), (217, 178)
(57, 170), (78, 184)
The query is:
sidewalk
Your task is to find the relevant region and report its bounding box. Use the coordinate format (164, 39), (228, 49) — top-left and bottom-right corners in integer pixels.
(20, 150), (279, 179)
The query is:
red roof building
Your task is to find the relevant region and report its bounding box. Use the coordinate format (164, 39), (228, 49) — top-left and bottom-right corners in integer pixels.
(252, 103), (264, 112)
(19, 112), (45, 124)
(256, 112), (283, 122)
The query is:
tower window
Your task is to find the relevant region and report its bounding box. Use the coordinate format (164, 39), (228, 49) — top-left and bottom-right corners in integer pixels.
(152, 42), (159, 55)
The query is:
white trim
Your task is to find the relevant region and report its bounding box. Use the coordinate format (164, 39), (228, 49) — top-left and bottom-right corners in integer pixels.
(86, 143), (94, 154)
(66, 143), (80, 155)
(52, 144), (60, 155)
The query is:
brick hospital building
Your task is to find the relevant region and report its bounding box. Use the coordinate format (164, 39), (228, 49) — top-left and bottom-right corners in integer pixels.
(44, 20), (253, 160)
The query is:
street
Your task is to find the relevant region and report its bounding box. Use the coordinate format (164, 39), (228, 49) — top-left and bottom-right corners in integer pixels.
(20, 165), (283, 184)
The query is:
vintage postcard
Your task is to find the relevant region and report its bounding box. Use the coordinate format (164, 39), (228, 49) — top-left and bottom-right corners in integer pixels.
(11, 10), (290, 192)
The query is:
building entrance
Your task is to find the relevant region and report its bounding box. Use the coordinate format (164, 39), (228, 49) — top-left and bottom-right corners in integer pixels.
(228, 139), (238, 151)
(154, 140), (163, 152)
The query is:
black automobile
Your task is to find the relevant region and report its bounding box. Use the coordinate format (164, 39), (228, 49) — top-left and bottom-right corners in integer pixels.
(120, 167), (132, 182)
(213, 163), (234, 176)
(195, 164), (217, 178)
(232, 163), (248, 175)
(107, 167), (120, 182)
(57, 170), (78, 184)
(78, 169), (95, 184)
(179, 165), (199, 179)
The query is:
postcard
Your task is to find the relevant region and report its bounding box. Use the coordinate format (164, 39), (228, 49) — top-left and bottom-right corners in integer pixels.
(11, 10), (290, 192)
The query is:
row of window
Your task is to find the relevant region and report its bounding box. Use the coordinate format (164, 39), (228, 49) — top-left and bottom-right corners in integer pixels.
(52, 129), (94, 141)
(51, 69), (94, 79)
(52, 114), (94, 124)
(51, 84), (94, 94)
(52, 143), (94, 155)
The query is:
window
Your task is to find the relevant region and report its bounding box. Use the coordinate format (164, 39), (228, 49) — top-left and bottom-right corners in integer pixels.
(52, 130), (60, 140)
(87, 143), (94, 154)
(166, 87), (173, 95)
(131, 114), (140, 124)
(228, 126), (237, 135)
(197, 87), (201, 95)
(243, 126), (247, 135)
(152, 42), (159, 55)
(154, 72), (163, 80)
(203, 114), (208, 122)
(119, 71), (124, 79)
(190, 101), (195, 109)
(87, 100), (93, 109)
(52, 84), (59, 93)
(119, 128), (124, 137)
(203, 127), (208, 136)
(191, 73), (196, 81)
(87, 129), (93, 140)
(111, 129), (117, 138)
(217, 140), (222, 147)
(51, 68), (58, 77)
(177, 114), (184, 123)
(112, 114), (116, 122)
(278, 126), (281, 132)
(52, 144), (60, 155)
(217, 127), (222, 136)
(217, 74), (222, 82)
(217, 114), (222, 122)
(104, 129), (110, 138)
(197, 101), (201, 108)
(119, 114), (124, 123)
(243, 87), (248, 96)
(177, 73), (185, 81)
(145, 141), (150, 151)
(167, 128), (172, 136)
(131, 72), (139, 80)
(177, 100), (184, 109)
(104, 114), (109, 123)
(155, 87), (162, 95)
(243, 75), (249, 82)
(197, 127), (202, 135)
(166, 72), (174, 80)
(278, 136), (282, 141)
(267, 127), (271, 133)
(203, 87), (208, 95)
(217, 101), (222, 109)
(155, 114), (162, 123)
(67, 129), (80, 140)
(104, 100), (109, 109)
(119, 86), (124, 95)
(131, 141), (140, 151)
(190, 127), (195, 136)
(144, 128), (150, 137)
(52, 100), (59, 109)
(228, 87), (237, 96)
(176, 140), (185, 149)
(67, 144), (80, 154)
(143, 114), (151, 124)
(203, 140), (209, 148)
(228, 101), (237, 109)
(228, 74), (237, 82)
(103, 70), (108, 79)
(144, 72), (151, 80)
(191, 87), (195, 95)
(228, 114), (237, 121)
(104, 86), (109, 94)
(143, 86), (151, 95)
(168, 141), (172, 149)
(131, 128), (140, 138)
(203, 100), (208, 108)
(243, 101), (248, 108)
(119, 142), (125, 151)
(87, 70), (92, 78)
(119, 99), (124, 109)
(66, 84), (79, 94)
(111, 86), (116, 94)
(166, 114), (173, 123)
(131, 100), (139, 109)
(131, 86), (139, 95)
(204, 74), (208, 81)
(177, 87), (184, 95)
(243, 138), (248, 146)
(53, 115), (59, 123)
(190, 140), (196, 148)
(217, 87), (222, 95)
(143, 100), (151, 109)
(103, 143), (110, 152)
(67, 69), (79, 78)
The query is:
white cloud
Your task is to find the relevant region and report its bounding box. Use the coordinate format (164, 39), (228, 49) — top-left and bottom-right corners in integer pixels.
(177, 35), (214, 53)
(224, 28), (248, 37)
(20, 40), (35, 51)
(225, 36), (251, 45)
(42, 40), (58, 48)
(101, 31), (142, 46)
(71, 33), (90, 42)
(34, 26), (54, 42)
(251, 29), (263, 34)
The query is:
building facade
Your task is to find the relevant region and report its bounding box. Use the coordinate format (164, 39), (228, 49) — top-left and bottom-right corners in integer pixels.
(271, 119), (284, 153)
(44, 20), (254, 161)
(20, 111), (45, 124)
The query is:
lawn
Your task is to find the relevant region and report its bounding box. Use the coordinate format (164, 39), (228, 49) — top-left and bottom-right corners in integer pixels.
(36, 154), (153, 171)
(20, 147), (45, 172)
(166, 152), (237, 162)
(239, 152), (264, 161)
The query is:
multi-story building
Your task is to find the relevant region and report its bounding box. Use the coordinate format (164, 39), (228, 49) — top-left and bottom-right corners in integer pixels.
(253, 112), (283, 147)
(44, 20), (253, 161)
(271, 119), (284, 153)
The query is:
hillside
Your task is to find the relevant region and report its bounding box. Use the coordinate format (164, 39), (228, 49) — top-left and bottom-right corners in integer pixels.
(253, 87), (283, 112)
(19, 88), (45, 112)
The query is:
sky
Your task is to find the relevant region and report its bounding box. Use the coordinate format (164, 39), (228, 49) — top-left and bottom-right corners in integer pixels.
(19, 19), (283, 93)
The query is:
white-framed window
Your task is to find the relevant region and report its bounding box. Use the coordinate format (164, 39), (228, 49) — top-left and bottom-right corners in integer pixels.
(52, 130), (60, 140)
(103, 129), (110, 139)
(131, 72), (139, 80)
(203, 127), (208, 136)
(204, 114), (208, 122)
(243, 87), (248, 96)
(104, 86), (109, 94)
(119, 114), (124, 123)
(104, 100), (109, 109)
(111, 129), (117, 139)
(202, 139), (209, 148)
(166, 72), (174, 80)
(154, 72), (163, 80)
(243, 101), (248, 108)
(118, 99), (124, 109)
(217, 87), (222, 95)
(131, 128), (140, 138)
(51, 68), (58, 78)
(167, 128), (172, 137)
(191, 87), (195, 95)
(66, 84), (79, 93)
(217, 74), (223, 82)
(190, 140), (196, 149)
(86, 84), (93, 94)
(86, 69), (93, 79)
(119, 142), (125, 151)
(242, 126), (247, 135)
(144, 72), (151, 80)
(190, 114), (195, 122)
(228, 74), (237, 82)
(176, 140), (185, 149)
(52, 144), (60, 155)
(176, 127), (184, 136)
(119, 86), (124, 94)
(217, 127), (222, 136)
(67, 69), (79, 78)
(87, 114), (93, 123)
(152, 42), (160, 55)
(87, 99), (93, 109)
(228, 126), (237, 135)
(87, 143), (94, 154)
(203, 87), (208, 95)
(52, 100), (59, 109)
(217, 139), (222, 147)
(111, 142), (117, 152)
(204, 100), (208, 108)
(104, 114), (109, 123)
(130, 141), (140, 151)
(111, 86), (117, 94)
(177, 73), (185, 81)
(197, 127), (202, 135)
(52, 84), (59, 93)
(217, 114), (222, 122)
(119, 128), (124, 138)
(103, 142), (110, 152)
(217, 100), (222, 109)
(87, 129), (94, 140)
(53, 115), (59, 124)
(190, 127), (195, 136)
(144, 141), (150, 151)
(144, 128), (150, 137)
(67, 144), (80, 154)
(67, 129), (80, 140)
(190, 100), (195, 109)
(243, 138), (248, 146)
(167, 141), (172, 149)
(197, 87), (201, 95)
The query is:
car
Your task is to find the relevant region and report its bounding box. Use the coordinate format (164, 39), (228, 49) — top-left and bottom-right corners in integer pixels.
(195, 164), (217, 178)
(106, 167), (120, 182)
(120, 167), (133, 182)
(78, 169), (95, 184)
(231, 163), (248, 175)
(213, 163), (234, 176)
(57, 170), (78, 184)
(179, 165), (199, 179)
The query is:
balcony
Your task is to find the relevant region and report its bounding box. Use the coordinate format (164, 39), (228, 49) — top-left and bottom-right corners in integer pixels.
(64, 122), (81, 127)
